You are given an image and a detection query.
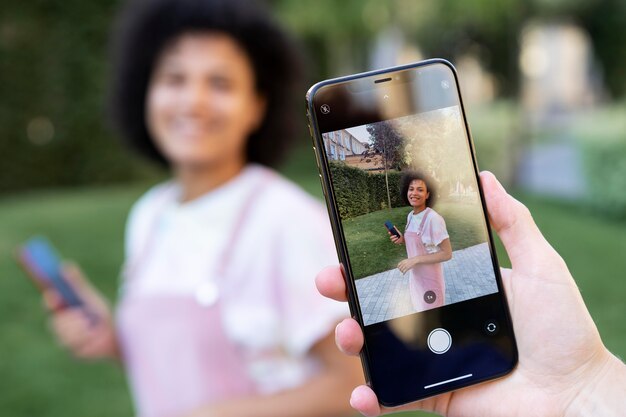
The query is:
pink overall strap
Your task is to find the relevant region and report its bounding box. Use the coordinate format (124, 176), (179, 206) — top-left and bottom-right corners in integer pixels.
(417, 207), (431, 236)
(214, 171), (275, 277)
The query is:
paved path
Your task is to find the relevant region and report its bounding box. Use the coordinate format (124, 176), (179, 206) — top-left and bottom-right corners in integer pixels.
(355, 242), (498, 325)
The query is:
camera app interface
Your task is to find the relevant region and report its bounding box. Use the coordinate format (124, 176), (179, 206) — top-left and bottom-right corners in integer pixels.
(322, 105), (498, 326)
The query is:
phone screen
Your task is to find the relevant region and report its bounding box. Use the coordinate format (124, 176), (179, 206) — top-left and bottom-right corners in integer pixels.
(308, 60), (516, 405)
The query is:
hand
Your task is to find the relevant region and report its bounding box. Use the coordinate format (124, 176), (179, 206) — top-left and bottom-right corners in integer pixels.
(397, 257), (418, 274)
(43, 262), (118, 360)
(316, 171), (626, 417)
(389, 228), (404, 245)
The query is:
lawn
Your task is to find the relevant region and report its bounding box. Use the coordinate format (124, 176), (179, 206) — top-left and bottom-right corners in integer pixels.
(343, 200), (488, 279)
(1, 148), (625, 417)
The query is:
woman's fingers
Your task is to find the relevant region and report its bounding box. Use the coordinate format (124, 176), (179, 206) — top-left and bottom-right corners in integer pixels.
(50, 309), (92, 349)
(42, 290), (64, 312)
(335, 318), (364, 356)
(315, 265), (347, 302)
(350, 385), (382, 417)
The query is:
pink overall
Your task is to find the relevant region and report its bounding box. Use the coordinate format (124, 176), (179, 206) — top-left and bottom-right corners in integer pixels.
(404, 208), (446, 312)
(117, 176), (272, 417)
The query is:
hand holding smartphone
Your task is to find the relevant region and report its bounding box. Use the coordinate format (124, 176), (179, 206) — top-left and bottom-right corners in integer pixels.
(16, 236), (118, 358)
(16, 236), (98, 323)
(17, 237), (84, 307)
(384, 221), (401, 238)
(306, 59), (517, 405)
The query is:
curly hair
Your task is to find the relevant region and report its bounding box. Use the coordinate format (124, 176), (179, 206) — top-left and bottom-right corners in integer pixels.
(399, 170), (438, 207)
(107, 0), (304, 167)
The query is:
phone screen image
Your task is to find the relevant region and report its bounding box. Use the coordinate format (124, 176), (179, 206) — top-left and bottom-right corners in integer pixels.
(322, 106), (498, 324)
(308, 60), (517, 405)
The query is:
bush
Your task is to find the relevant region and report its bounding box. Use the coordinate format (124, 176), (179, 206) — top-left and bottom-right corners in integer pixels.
(571, 102), (626, 219)
(0, 0), (164, 195)
(329, 162), (403, 219)
(581, 140), (626, 219)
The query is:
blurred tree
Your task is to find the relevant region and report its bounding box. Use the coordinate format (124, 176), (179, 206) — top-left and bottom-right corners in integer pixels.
(364, 121), (405, 209)
(0, 0), (162, 194)
(365, 121), (405, 171)
(2, 0), (625, 193)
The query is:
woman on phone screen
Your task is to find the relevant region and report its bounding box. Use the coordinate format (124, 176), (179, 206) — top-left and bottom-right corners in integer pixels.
(389, 171), (452, 311)
(43, 1), (361, 416)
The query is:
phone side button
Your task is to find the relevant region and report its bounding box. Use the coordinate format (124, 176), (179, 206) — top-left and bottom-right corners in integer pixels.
(318, 173), (327, 197)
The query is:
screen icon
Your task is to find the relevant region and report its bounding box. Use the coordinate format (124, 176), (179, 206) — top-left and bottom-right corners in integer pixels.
(320, 104), (331, 114)
(484, 320), (499, 335)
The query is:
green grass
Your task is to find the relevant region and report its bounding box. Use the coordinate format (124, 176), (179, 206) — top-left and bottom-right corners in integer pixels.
(1, 149), (625, 417)
(343, 200), (488, 279)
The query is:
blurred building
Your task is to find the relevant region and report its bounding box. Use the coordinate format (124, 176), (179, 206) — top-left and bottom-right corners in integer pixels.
(456, 53), (497, 105)
(520, 22), (599, 120)
(516, 22), (600, 199)
(323, 129), (387, 172)
(323, 130), (367, 161)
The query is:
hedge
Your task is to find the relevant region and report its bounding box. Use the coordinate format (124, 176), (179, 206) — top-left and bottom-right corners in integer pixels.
(582, 140), (626, 219)
(329, 162), (404, 219)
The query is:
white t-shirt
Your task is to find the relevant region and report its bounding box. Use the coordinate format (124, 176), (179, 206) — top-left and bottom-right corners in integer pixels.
(405, 208), (449, 254)
(120, 164), (347, 394)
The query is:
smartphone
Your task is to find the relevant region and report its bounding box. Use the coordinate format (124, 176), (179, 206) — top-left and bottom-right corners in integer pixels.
(17, 236), (84, 308)
(384, 221), (400, 238)
(306, 59), (517, 406)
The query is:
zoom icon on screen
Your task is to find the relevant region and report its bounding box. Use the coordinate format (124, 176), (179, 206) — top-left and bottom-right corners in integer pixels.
(424, 291), (437, 304)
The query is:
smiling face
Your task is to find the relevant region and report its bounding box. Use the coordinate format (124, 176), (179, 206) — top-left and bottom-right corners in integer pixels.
(146, 32), (266, 169)
(407, 179), (430, 210)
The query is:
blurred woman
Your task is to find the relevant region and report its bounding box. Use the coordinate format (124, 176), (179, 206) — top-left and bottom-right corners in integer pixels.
(44, 0), (361, 416)
(389, 171), (452, 311)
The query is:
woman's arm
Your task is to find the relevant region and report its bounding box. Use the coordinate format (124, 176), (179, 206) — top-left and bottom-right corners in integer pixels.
(183, 332), (363, 417)
(397, 238), (452, 274)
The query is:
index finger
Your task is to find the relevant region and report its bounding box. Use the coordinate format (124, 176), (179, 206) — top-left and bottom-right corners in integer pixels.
(315, 265), (347, 302)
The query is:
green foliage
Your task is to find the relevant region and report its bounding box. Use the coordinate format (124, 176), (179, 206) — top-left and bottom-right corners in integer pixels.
(466, 101), (520, 186)
(0, 0), (164, 194)
(581, 140), (626, 219)
(366, 121), (405, 170)
(329, 162), (403, 219)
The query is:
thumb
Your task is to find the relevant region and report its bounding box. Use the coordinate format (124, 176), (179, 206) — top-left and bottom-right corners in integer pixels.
(480, 171), (554, 271)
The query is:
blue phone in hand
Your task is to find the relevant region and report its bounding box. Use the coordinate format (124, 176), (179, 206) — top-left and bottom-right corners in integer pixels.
(17, 236), (84, 308)
(384, 220), (401, 238)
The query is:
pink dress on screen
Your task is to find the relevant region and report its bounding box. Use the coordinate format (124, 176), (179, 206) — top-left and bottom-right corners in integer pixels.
(115, 165), (346, 417)
(404, 208), (449, 312)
